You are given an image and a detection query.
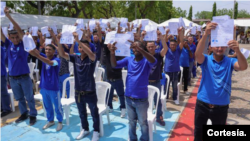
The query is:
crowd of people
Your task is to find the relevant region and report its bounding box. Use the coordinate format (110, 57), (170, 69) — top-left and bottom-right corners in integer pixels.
(1, 6), (248, 141)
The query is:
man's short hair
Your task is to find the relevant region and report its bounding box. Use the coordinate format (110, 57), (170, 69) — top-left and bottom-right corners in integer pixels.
(46, 44), (56, 50)
(170, 39), (177, 43)
(146, 41), (154, 45)
(188, 35), (193, 38)
(93, 30), (98, 35)
(135, 41), (147, 52)
(8, 30), (18, 35)
(80, 39), (90, 47)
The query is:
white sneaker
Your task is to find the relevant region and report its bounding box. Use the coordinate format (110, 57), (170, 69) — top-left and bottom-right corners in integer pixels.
(42, 121), (55, 130)
(174, 100), (179, 105)
(76, 129), (90, 140)
(184, 91), (190, 95)
(120, 109), (126, 118)
(92, 131), (100, 141)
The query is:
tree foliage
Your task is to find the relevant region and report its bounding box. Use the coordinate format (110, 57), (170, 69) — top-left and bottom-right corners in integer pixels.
(188, 5), (192, 20)
(212, 2), (216, 17)
(234, 2), (238, 19)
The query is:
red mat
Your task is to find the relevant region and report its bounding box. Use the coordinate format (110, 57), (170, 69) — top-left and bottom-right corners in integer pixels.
(168, 75), (202, 141)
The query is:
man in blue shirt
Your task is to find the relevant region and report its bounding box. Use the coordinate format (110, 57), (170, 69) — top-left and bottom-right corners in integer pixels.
(29, 44), (63, 131)
(179, 40), (193, 94)
(109, 41), (157, 141)
(1, 7), (37, 125)
(1, 43), (12, 117)
(194, 23), (248, 141)
(57, 32), (100, 141)
(187, 36), (196, 86)
(164, 27), (184, 105)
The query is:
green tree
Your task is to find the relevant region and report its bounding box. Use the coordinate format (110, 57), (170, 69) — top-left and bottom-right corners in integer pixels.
(234, 2), (238, 19)
(212, 2), (216, 17)
(172, 7), (187, 18)
(188, 5), (192, 20)
(237, 9), (250, 18)
(195, 11), (212, 19)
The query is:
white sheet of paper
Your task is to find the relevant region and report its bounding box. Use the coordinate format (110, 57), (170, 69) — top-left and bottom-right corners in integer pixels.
(158, 26), (165, 35)
(41, 26), (49, 35)
(189, 23), (192, 28)
(132, 28), (137, 33)
(1, 2), (6, 17)
(104, 31), (116, 44)
(31, 26), (38, 36)
(100, 19), (108, 31)
(213, 15), (230, 20)
(197, 25), (201, 32)
(115, 33), (132, 57)
(191, 26), (196, 35)
(169, 22), (179, 35)
(75, 29), (83, 40)
(62, 25), (76, 35)
(133, 20), (138, 28)
(76, 19), (84, 30)
(240, 48), (250, 59)
(144, 25), (157, 41)
(50, 25), (57, 35)
(179, 17), (185, 28)
(45, 38), (52, 46)
(126, 32), (134, 42)
(89, 19), (96, 32)
(9, 22), (13, 30)
(211, 19), (234, 47)
(141, 19), (149, 30)
(120, 18), (128, 28)
(23, 34), (36, 52)
(60, 35), (74, 44)
(2, 27), (8, 38)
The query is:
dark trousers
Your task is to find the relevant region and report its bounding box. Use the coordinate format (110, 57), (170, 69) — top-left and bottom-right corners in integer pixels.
(1, 76), (11, 112)
(179, 67), (189, 91)
(194, 100), (229, 141)
(75, 92), (100, 132)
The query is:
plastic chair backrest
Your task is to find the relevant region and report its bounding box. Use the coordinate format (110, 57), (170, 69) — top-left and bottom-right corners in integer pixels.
(62, 77), (75, 99)
(180, 67), (183, 84)
(96, 81), (111, 106)
(68, 62), (73, 71)
(35, 59), (38, 69)
(95, 67), (105, 82)
(164, 74), (170, 95)
(28, 62), (36, 79)
(122, 70), (127, 86)
(147, 85), (160, 115)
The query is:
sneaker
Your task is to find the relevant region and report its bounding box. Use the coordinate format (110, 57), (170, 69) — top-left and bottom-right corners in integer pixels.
(43, 121), (55, 129)
(184, 91), (190, 95)
(15, 112), (29, 123)
(56, 122), (63, 131)
(29, 116), (37, 126)
(174, 100), (179, 105)
(92, 131), (100, 141)
(156, 116), (165, 126)
(1, 111), (12, 117)
(120, 109), (126, 118)
(76, 129), (90, 140)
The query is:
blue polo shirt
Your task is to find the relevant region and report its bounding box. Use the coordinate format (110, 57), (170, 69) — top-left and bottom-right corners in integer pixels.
(115, 56), (157, 99)
(69, 55), (96, 91)
(179, 47), (190, 67)
(40, 53), (60, 91)
(164, 45), (181, 72)
(155, 41), (163, 53)
(92, 41), (102, 61)
(5, 38), (29, 76)
(149, 52), (163, 81)
(197, 54), (238, 105)
(188, 43), (196, 62)
(1, 46), (7, 76)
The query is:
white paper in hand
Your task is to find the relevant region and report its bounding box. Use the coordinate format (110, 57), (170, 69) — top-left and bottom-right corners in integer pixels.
(60, 35), (74, 44)
(41, 26), (49, 35)
(89, 19), (96, 32)
(76, 19), (84, 30)
(115, 33), (132, 57)
(31, 26), (38, 36)
(240, 48), (250, 59)
(104, 31), (116, 44)
(9, 22), (14, 30)
(2, 27), (8, 38)
(141, 19), (149, 30)
(23, 34), (36, 52)
(179, 17), (185, 28)
(189, 23), (192, 28)
(191, 26), (196, 35)
(120, 18), (128, 28)
(144, 25), (157, 41)
(133, 20), (138, 28)
(60, 25), (77, 44)
(45, 38), (52, 46)
(169, 22), (179, 35)
(158, 26), (165, 35)
(1, 2), (6, 17)
(50, 25), (57, 35)
(197, 25), (201, 32)
(75, 29), (83, 40)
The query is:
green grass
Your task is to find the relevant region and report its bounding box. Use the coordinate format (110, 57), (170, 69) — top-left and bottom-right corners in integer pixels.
(247, 57), (250, 64)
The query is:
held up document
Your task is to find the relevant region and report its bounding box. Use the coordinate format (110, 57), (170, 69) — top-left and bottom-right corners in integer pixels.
(104, 31), (116, 44)
(144, 25), (157, 41)
(1, 2), (6, 17)
(60, 25), (77, 44)
(158, 26), (166, 35)
(169, 22), (179, 35)
(114, 33), (133, 57)
(23, 34), (36, 52)
(211, 18), (234, 47)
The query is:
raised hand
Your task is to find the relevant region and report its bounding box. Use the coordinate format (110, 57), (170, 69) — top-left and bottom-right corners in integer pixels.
(205, 22), (218, 35)
(108, 42), (117, 54)
(228, 40), (239, 52)
(72, 32), (79, 42)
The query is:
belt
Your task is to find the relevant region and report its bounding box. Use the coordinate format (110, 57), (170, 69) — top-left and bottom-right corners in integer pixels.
(197, 100), (228, 109)
(75, 90), (95, 103)
(149, 80), (160, 83)
(126, 96), (147, 101)
(108, 78), (121, 82)
(9, 74), (29, 79)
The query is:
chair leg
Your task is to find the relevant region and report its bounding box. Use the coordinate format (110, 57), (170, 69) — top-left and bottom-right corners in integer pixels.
(153, 120), (156, 132)
(36, 83), (39, 93)
(148, 121), (153, 141)
(10, 93), (15, 112)
(99, 114), (104, 136)
(106, 110), (110, 125)
(64, 105), (70, 125)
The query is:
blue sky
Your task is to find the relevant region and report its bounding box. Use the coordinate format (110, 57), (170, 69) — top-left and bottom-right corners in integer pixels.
(173, 0), (250, 19)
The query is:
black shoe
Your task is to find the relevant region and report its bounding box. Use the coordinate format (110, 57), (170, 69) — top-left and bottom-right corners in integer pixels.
(1, 111), (12, 117)
(156, 116), (166, 126)
(15, 112), (29, 123)
(29, 116), (37, 126)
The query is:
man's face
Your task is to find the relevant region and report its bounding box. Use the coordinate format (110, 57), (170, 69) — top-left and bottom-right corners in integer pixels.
(170, 41), (177, 51)
(32, 36), (38, 45)
(132, 42), (142, 56)
(146, 42), (156, 54)
(78, 43), (90, 55)
(9, 33), (20, 45)
(45, 46), (55, 57)
(188, 36), (194, 44)
(212, 47), (227, 56)
(156, 31), (161, 42)
(134, 33), (140, 41)
(93, 35), (98, 42)
(184, 41), (188, 47)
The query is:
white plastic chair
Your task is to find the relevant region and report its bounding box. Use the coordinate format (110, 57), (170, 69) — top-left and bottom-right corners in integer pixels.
(94, 61), (100, 74)
(34, 59), (40, 81)
(147, 85), (160, 141)
(69, 62), (74, 76)
(161, 74), (170, 118)
(61, 77), (75, 125)
(34, 92), (47, 117)
(7, 89), (15, 112)
(95, 67), (105, 82)
(122, 70), (127, 86)
(177, 67), (183, 104)
(28, 62), (36, 80)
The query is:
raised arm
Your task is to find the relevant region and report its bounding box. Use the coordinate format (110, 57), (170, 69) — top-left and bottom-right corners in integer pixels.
(56, 33), (70, 60)
(140, 31), (146, 42)
(96, 22), (102, 42)
(178, 27), (184, 50)
(29, 49), (55, 66)
(195, 22), (217, 64)
(160, 29), (169, 57)
(108, 42), (117, 67)
(1, 27), (6, 42)
(135, 42), (155, 63)
(4, 7), (24, 39)
(117, 22), (122, 33)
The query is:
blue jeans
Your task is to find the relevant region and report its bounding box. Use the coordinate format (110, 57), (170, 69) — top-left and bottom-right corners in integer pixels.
(40, 89), (63, 122)
(149, 81), (163, 120)
(106, 79), (126, 110)
(75, 92), (100, 132)
(126, 97), (149, 141)
(165, 72), (178, 100)
(59, 73), (70, 98)
(1, 76), (11, 112)
(9, 75), (37, 117)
